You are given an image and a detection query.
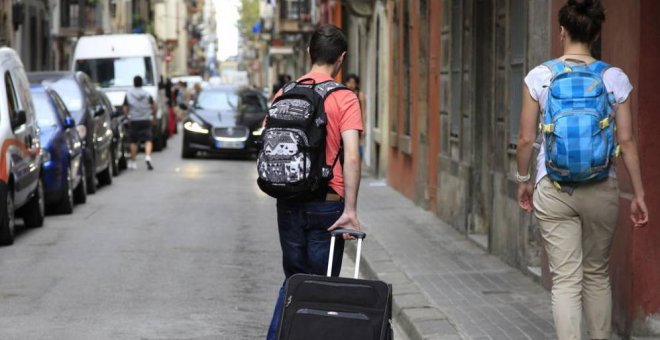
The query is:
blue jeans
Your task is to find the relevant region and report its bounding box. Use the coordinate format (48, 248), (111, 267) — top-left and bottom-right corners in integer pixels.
(266, 199), (345, 340)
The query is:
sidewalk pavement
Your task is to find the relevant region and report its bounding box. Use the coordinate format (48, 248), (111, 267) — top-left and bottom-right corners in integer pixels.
(345, 177), (556, 340)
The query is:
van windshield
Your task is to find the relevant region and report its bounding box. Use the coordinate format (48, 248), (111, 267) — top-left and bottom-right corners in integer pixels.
(75, 57), (154, 88)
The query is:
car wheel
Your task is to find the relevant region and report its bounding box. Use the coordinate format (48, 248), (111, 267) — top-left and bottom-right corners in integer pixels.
(74, 163), (87, 204)
(0, 186), (15, 246)
(22, 179), (45, 228)
(98, 158), (112, 186)
(181, 134), (195, 159)
(56, 169), (74, 214)
(86, 152), (97, 194)
(118, 145), (127, 170)
(111, 147), (120, 177)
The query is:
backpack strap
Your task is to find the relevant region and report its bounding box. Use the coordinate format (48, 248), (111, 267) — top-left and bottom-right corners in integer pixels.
(589, 60), (611, 77)
(314, 81), (350, 172)
(542, 58), (567, 78)
(314, 81), (348, 99)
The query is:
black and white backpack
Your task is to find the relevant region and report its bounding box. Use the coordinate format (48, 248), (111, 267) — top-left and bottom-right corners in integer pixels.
(257, 79), (347, 201)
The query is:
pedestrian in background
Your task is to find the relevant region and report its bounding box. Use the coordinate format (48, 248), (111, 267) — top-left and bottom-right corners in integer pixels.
(174, 81), (190, 121)
(516, 1), (648, 339)
(123, 75), (157, 171)
(270, 74), (291, 101)
(344, 73), (366, 159)
(265, 24), (363, 340)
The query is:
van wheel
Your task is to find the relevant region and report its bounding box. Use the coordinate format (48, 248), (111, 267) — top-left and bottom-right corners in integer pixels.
(153, 132), (164, 152)
(55, 169), (75, 214)
(0, 186), (16, 246)
(22, 179), (45, 228)
(74, 163), (87, 204)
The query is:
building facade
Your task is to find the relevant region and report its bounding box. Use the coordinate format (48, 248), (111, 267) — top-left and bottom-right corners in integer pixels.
(376, 0), (659, 336)
(154, 0), (189, 77)
(257, 2), (659, 334)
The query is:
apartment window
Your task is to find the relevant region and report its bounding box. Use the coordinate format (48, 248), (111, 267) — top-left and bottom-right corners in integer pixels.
(508, 0), (526, 147)
(61, 0), (80, 28)
(449, 0), (462, 137)
(281, 0), (309, 20)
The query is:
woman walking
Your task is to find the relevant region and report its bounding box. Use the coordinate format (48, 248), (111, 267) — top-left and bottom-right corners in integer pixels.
(516, 1), (648, 339)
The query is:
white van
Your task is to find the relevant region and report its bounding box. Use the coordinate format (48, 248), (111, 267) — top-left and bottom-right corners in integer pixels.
(0, 47), (45, 245)
(72, 34), (169, 150)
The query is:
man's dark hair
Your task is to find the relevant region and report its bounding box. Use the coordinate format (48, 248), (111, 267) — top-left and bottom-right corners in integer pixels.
(345, 74), (360, 85)
(308, 24), (348, 65)
(134, 75), (143, 87)
(559, 0), (605, 44)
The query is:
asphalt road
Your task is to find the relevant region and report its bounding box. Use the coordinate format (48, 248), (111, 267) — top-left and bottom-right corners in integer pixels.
(0, 131), (408, 340)
(0, 132), (283, 339)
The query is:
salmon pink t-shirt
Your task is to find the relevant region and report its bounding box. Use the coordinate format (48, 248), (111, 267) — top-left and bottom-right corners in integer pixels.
(275, 72), (363, 197)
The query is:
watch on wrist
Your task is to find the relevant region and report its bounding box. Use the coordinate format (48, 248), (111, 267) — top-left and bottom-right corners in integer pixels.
(516, 172), (531, 183)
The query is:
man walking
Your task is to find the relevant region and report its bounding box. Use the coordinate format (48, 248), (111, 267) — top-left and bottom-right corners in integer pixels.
(263, 24), (363, 339)
(123, 75), (156, 170)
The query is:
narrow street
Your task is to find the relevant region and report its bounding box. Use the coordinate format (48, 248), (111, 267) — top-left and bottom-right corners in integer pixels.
(0, 133), (283, 339)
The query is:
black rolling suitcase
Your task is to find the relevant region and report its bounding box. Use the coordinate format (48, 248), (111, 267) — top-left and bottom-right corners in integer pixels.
(277, 229), (393, 340)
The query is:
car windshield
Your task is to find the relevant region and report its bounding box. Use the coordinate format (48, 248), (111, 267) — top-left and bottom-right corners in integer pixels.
(196, 89), (238, 111)
(31, 92), (59, 127)
(50, 79), (83, 121)
(75, 57), (155, 88)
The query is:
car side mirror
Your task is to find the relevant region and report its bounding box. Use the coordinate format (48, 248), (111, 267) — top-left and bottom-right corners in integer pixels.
(11, 110), (27, 130)
(94, 106), (106, 117)
(63, 116), (75, 128)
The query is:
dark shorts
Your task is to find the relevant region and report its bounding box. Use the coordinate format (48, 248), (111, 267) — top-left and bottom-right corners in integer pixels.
(128, 120), (153, 143)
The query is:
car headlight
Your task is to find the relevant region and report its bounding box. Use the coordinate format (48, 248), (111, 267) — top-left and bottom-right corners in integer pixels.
(76, 125), (87, 140)
(252, 126), (264, 136)
(184, 121), (209, 134)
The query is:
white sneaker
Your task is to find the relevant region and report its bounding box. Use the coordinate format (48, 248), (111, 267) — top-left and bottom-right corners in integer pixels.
(128, 160), (138, 170)
(145, 155), (153, 170)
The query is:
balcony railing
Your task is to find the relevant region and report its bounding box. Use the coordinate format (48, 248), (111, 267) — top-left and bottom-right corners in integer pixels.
(279, 0), (316, 34)
(280, 0), (311, 22)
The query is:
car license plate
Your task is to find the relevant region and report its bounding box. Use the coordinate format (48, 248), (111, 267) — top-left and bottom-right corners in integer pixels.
(215, 140), (245, 149)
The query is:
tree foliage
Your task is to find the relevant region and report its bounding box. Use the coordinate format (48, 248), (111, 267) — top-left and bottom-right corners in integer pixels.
(237, 0), (260, 40)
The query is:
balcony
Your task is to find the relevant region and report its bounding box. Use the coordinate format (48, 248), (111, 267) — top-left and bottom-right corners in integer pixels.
(59, 0), (104, 37)
(279, 0), (316, 34)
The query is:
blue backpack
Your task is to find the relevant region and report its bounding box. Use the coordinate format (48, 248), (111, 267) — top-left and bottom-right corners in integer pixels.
(541, 59), (619, 183)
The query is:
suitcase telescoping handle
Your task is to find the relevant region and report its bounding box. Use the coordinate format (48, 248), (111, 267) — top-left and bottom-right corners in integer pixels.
(327, 229), (367, 279)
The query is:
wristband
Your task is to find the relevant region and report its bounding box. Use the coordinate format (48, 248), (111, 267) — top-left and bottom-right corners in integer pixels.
(515, 172), (531, 183)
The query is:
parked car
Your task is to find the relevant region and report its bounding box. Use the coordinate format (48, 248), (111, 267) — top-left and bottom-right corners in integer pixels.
(171, 75), (204, 89)
(181, 86), (268, 158)
(0, 48), (45, 245)
(28, 71), (114, 194)
(30, 85), (86, 214)
(99, 91), (127, 174)
(72, 34), (170, 151)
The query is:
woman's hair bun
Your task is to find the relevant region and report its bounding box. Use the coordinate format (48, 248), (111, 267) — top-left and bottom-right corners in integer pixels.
(568, 0), (599, 14)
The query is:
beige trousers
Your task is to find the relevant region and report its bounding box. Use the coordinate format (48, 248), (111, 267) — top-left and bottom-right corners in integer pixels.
(533, 176), (619, 340)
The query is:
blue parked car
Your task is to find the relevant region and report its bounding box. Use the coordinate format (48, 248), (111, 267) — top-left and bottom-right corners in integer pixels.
(31, 85), (86, 214)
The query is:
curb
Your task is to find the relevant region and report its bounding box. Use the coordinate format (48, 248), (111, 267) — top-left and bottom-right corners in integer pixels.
(345, 226), (466, 340)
